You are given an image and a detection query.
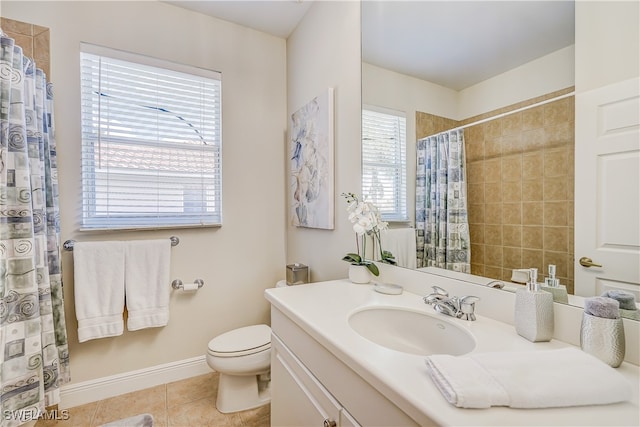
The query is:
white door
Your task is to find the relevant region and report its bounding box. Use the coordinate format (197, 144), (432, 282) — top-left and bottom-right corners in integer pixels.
(574, 77), (640, 299)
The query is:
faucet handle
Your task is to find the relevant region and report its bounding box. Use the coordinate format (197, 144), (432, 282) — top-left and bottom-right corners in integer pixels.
(423, 285), (449, 305)
(485, 280), (505, 289)
(458, 295), (480, 321)
(431, 285), (449, 296)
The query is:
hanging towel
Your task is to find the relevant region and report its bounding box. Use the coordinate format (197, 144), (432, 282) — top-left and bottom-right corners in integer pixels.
(425, 347), (632, 409)
(381, 228), (417, 269)
(125, 239), (171, 331)
(73, 241), (125, 342)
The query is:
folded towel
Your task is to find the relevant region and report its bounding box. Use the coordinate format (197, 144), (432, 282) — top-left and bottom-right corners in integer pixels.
(73, 241), (125, 342)
(125, 239), (171, 331)
(620, 309), (640, 321)
(601, 290), (638, 310)
(381, 228), (417, 269)
(425, 348), (632, 409)
(585, 296), (620, 319)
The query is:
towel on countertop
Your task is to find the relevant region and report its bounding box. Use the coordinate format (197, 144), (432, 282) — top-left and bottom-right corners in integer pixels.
(73, 241), (125, 342)
(381, 228), (417, 269)
(125, 239), (171, 331)
(425, 347), (632, 409)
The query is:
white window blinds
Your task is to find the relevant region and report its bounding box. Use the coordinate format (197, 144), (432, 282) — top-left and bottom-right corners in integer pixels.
(362, 107), (408, 221)
(80, 44), (222, 230)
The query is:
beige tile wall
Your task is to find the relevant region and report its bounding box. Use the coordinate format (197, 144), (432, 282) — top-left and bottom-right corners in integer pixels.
(417, 88), (575, 292)
(1, 17), (51, 78)
(417, 111), (458, 138)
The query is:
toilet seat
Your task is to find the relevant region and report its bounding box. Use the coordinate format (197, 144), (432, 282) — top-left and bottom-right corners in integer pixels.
(208, 324), (271, 358)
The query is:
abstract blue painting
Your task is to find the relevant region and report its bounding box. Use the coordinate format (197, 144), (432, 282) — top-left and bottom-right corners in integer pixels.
(290, 88), (334, 229)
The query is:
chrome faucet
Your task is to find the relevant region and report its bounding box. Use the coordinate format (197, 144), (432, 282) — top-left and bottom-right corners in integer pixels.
(422, 285), (449, 305)
(423, 286), (480, 321)
(485, 280), (505, 289)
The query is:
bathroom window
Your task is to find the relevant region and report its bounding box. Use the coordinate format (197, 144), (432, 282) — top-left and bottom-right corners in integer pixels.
(80, 44), (222, 229)
(362, 106), (408, 221)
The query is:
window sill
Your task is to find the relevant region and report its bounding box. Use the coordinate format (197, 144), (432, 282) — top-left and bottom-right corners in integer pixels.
(78, 223), (222, 232)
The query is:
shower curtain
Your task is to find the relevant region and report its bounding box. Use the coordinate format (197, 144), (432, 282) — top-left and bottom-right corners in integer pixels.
(415, 129), (470, 272)
(0, 32), (70, 426)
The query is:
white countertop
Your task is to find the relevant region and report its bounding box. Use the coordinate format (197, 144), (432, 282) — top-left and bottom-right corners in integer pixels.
(265, 280), (640, 426)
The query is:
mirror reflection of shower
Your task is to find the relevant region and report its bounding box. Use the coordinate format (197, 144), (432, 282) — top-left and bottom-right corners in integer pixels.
(416, 129), (470, 273)
(414, 91), (575, 292)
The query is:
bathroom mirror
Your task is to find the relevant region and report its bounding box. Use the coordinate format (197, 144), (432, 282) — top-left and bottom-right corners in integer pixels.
(362, 1), (638, 318)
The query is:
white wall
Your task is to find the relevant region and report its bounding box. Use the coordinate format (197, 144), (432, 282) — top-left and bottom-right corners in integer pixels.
(2, 1), (287, 383)
(458, 45), (575, 119)
(575, 1), (639, 93)
(286, 1), (362, 282)
(363, 45), (575, 127)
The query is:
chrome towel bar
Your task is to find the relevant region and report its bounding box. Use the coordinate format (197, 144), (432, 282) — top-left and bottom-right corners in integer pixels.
(63, 236), (180, 251)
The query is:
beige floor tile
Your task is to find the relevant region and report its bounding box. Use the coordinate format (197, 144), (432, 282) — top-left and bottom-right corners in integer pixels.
(35, 402), (98, 427)
(166, 373), (217, 408)
(167, 396), (244, 427)
(92, 385), (167, 427)
(34, 376), (268, 427)
(238, 404), (270, 427)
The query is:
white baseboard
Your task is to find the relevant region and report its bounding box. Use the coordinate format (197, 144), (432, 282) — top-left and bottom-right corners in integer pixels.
(60, 355), (210, 409)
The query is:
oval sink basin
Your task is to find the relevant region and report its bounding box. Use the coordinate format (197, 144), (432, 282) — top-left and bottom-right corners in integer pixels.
(348, 307), (476, 356)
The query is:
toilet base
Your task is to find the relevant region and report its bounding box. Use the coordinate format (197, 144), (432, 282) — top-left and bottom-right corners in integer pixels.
(216, 372), (271, 413)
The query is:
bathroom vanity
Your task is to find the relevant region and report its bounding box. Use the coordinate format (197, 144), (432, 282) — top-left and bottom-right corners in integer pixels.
(265, 279), (640, 426)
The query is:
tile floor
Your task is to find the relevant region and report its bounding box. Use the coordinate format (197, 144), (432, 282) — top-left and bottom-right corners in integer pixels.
(35, 372), (270, 427)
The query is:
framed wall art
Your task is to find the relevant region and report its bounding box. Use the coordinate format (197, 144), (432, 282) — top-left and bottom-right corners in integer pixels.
(290, 88), (335, 229)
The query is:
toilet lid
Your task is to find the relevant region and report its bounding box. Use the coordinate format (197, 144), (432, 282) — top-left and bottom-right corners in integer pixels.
(208, 324), (271, 357)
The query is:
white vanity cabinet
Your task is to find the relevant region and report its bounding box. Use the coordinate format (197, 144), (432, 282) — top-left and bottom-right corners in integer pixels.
(270, 306), (423, 427)
(272, 334), (359, 427)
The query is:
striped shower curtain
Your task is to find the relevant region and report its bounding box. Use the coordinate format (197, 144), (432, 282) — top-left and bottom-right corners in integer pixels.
(415, 129), (470, 272)
(0, 31), (70, 426)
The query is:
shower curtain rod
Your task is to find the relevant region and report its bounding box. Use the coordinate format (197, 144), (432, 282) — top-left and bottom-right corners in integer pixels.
(426, 91), (575, 137)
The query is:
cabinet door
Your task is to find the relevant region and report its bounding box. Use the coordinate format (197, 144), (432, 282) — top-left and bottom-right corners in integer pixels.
(272, 336), (359, 427)
(339, 409), (360, 427)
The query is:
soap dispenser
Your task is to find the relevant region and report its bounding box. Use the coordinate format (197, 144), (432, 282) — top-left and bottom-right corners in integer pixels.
(515, 268), (554, 342)
(540, 264), (569, 303)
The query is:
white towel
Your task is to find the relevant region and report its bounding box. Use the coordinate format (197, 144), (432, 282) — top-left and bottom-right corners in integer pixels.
(125, 239), (171, 331)
(425, 347), (632, 409)
(381, 228), (417, 269)
(73, 241), (125, 342)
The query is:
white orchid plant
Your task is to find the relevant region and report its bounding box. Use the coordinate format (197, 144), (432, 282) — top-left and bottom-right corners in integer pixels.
(341, 192), (396, 276)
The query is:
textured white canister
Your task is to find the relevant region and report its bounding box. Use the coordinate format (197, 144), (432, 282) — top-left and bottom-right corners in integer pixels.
(580, 313), (625, 368)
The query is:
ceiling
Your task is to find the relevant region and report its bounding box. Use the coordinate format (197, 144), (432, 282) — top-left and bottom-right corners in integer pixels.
(165, 0), (575, 91)
(164, 0), (313, 39)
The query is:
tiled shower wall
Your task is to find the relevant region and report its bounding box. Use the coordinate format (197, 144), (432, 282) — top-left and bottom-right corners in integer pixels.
(416, 87), (575, 292)
(1, 17), (51, 78)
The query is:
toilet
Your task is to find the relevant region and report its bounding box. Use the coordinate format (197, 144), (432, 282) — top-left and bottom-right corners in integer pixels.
(207, 324), (272, 413)
(206, 280), (289, 413)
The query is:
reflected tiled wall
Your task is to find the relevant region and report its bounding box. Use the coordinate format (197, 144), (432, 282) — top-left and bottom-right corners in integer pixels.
(416, 112), (458, 138)
(1, 17), (50, 78)
(416, 88), (575, 292)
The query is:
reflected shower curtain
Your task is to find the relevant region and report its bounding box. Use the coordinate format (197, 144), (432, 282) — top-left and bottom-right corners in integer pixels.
(0, 32), (70, 426)
(416, 129), (470, 272)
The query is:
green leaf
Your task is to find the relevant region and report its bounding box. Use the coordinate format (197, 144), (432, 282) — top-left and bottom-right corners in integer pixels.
(380, 250), (397, 265)
(342, 253), (362, 264)
(366, 262), (380, 276)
